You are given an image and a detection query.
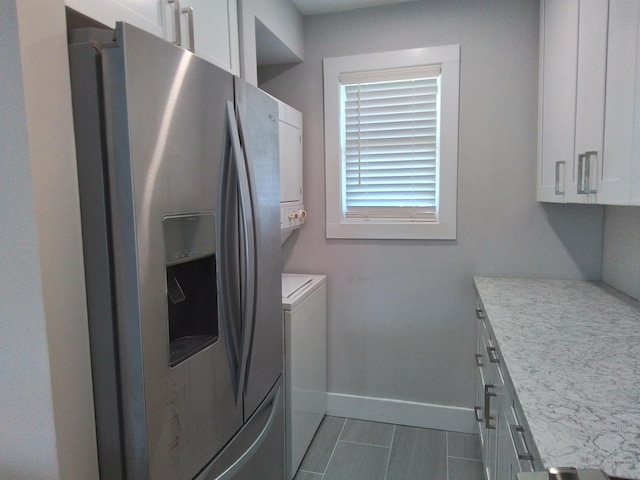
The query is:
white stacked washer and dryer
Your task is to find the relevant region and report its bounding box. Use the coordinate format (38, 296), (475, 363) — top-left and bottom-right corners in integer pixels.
(277, 99), (327, 479)
(281, 274), (327, 480)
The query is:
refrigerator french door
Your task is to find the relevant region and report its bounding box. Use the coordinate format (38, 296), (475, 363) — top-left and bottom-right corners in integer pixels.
(68, 23), (283, 480)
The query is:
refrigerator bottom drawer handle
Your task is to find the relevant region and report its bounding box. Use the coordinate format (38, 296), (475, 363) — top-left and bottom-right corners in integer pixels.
(195, 380), (282, 480)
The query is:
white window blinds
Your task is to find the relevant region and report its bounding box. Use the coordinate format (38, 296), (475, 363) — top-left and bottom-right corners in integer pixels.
(340, 65), (441, 221)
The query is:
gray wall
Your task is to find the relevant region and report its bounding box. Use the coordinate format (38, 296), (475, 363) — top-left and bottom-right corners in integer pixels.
(239, 0), (304, 85)
(1, 0), (98, 478)
(262, 0), (604, 412)
(0, 2), (59, 476)
(603, 206), (640, 300)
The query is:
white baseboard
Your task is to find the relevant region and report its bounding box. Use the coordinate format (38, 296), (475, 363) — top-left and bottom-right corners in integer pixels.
(326, 392), (477, 434)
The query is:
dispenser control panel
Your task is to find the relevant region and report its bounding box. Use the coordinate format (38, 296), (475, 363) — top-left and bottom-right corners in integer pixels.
(163, 212), (215, 265)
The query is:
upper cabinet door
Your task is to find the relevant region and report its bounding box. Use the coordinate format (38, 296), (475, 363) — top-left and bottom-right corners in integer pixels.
(537, 0), (579, 203)
(600, 0), (640, 204)
(567, 0), (608, 204)
(66, 0), (164, 36)
(166, 0), (240, 75)
(538, 0), (607, 204)
(538, 0), (640, 205)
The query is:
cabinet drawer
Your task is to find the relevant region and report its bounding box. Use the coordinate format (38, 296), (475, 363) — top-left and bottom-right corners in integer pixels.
(474, 293), (543, 480)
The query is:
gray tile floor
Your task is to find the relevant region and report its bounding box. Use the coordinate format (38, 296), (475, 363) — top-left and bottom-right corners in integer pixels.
(294, 416), (484, 480)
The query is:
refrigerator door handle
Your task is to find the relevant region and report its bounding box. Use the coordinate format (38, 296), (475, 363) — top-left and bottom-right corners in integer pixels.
(226, 101), (259, 405)
(235, 106), (262, 396)
(219, 103), (241, 400)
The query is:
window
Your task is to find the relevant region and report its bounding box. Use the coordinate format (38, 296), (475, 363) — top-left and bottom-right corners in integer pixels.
(323, 45), (460, 240)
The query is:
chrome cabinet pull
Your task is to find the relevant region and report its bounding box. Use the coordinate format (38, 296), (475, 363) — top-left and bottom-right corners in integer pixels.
(585, 151), (597, 194)
(577, 153), (586, 194)
(475, 308), (485, 320)
(510, 424), (535, 461)
(474, 405), (483, 423)
(486, 346), (500, 364)
(577, 151), (598, 194)
(168, 0), (182, 46)
(555, 161), (565, 195)
(181, 6), (195, 52)
(475, 353), (484, 367)
(484, 384), (496, 430)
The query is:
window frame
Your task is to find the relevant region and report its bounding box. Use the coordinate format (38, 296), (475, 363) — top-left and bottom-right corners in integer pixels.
(323, 45), (460, 240)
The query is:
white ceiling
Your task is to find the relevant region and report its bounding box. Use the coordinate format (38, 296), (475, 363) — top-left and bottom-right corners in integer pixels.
(290, 0), (419, 16)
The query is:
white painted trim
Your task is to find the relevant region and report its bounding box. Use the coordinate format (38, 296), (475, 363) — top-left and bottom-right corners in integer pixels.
(326, 392), (477, 434)
(323, 45), (460, 240)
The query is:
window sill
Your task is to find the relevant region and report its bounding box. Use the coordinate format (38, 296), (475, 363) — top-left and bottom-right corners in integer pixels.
(326, 221), (456, 240)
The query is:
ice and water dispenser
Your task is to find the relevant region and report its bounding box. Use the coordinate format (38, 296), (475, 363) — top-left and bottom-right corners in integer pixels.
(163, 212), (218, 367)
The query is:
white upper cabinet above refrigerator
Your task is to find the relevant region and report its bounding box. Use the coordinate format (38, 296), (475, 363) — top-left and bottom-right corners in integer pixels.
(164, 0), (240, 75)
(538, 0), (640, 205)
(66, 0), (240, 75)
(66, 0), (165, 37)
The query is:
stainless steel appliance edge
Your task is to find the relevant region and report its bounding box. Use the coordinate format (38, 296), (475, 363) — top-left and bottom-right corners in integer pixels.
(69, 22), (284, 480)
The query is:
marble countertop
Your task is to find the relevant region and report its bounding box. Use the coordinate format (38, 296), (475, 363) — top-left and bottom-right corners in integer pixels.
(474, 277), (640, 479)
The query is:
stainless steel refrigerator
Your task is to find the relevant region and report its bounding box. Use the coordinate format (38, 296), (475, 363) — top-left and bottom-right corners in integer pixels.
(68, 23), (283, 480)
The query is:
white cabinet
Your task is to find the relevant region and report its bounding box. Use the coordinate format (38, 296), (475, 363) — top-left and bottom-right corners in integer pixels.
(600, 0), (640, 204)
(65, 0), (164, 36)
(476, 305), (502, 480)
(570, 0), (608, 203)
(499, 398), (538, 480)
(164, 0), (240, 74)
(538, 0), (640, 205)
(66, 0), (240, 75)
(537, 0), (578, 202)
(537, 0), (605, 204)
(475, 303), (536, 480)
